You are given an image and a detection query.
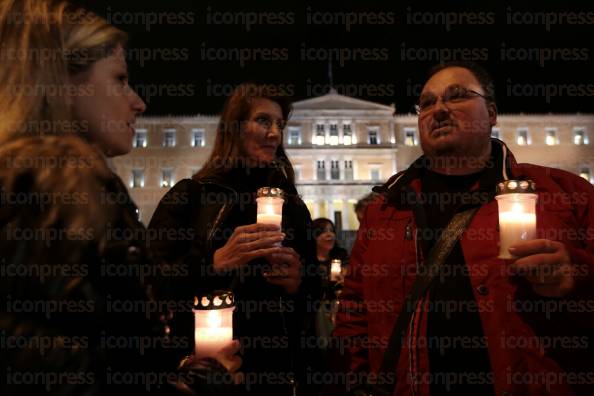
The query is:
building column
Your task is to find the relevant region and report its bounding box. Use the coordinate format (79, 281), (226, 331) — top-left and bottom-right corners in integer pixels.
(313, 199), (320, 219)
(341, 199), (348, 231)
(327, 200), (334, 220)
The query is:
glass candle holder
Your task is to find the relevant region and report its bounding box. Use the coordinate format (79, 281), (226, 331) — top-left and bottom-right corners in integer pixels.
(256, 187), (284, 228)
(495, 180), (538, 259)
(330, 259), (342, 282)
(193, 291), (234, 359)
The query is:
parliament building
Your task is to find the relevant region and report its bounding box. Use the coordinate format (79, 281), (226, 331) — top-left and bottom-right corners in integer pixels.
(110, 90), (594, 230)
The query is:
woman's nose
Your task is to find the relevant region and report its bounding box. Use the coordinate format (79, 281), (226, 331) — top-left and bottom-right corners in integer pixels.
(268, 123), (281, 140)
(130, 89), (147, 115)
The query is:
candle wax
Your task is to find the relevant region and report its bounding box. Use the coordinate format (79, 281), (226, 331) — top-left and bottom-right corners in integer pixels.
(498, 211), (536, 259)
(194, 327), (233, 358)
(330, 262), (342, 282)
(257, 213), (282, 227)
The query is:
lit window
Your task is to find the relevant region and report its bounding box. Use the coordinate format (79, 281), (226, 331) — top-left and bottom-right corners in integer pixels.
(579, 167), (592, 183)
(317, 160), (326, 180)
(330, 160), (340, 180)
(574, 128), (588, 145)
(315, 124), (325, 145)
(131, 169), (144, 188)
(516, 128), (529, 145)
(491, 128), (500, 140)
(343, 124), (353, 145)
(368, 127), (380, 145)
(288, 127), (301, 145)
(191, 128), (205, 147)
(404, 128), (417, 146)
(133, 129), (148, 148)
(163, 128), (176, 147)
(344, 160), (353, 180)
(161, 169), (174, 188)
(545, 128), (558, 146)
(329, 124), (339, 145)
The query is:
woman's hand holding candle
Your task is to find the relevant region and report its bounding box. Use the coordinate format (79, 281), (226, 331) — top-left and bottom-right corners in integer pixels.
(213, 223), (285, 273)
(264, 247), (302, 294)
(179, 340), (244, 385)
(508, 239), (574, 297)
(215, 340), (243, 384)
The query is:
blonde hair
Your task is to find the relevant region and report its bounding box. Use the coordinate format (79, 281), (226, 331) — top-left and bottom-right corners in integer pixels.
(0, 0), (127, 145)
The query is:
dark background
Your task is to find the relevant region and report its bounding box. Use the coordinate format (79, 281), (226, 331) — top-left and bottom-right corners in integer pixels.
(77, 0), (594, 115)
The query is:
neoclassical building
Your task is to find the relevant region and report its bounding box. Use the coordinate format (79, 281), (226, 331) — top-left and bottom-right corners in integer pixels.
(110, 90), (594, 229)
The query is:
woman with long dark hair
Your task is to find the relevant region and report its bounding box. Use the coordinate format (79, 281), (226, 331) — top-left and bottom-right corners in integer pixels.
(312, 217), (349, 279)
(148, 83), (321, 396)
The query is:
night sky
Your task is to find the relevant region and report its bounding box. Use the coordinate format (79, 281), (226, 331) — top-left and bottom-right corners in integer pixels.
(77, 0), (594, 116)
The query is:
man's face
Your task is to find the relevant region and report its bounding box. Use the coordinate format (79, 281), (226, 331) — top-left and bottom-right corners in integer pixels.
(417, 67), (497, 162)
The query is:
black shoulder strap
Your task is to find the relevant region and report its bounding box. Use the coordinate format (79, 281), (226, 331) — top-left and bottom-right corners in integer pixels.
(371, 206), (479, 396)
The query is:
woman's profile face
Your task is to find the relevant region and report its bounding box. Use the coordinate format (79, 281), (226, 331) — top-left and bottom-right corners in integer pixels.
(71, 45), (146, 157)
(241, 97), (284, 165)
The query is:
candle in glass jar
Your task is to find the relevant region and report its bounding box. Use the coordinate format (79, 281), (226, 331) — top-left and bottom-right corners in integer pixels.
(330, 259), (342, 282)
(193, 292), (234, 359)
(495, 180), (537, 259)
(256, 209), (283, 227)
(256, 187), (284, 234)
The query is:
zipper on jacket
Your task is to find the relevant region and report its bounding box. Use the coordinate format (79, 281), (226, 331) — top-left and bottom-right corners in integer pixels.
(200, 181), (238, 243)
(279, 296), (298, 395)
(405, 220), (413, 240)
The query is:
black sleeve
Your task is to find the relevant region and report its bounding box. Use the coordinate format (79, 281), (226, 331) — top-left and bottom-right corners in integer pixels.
(283, 194), (322, 308)
(147, 179), (233, 301)
(148, 179), (195, 265)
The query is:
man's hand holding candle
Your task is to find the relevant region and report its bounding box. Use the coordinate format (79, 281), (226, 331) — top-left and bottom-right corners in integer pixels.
(509, 239), (575, 297)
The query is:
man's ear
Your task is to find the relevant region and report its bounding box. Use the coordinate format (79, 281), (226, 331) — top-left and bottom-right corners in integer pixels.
(488, 102), (498, 127)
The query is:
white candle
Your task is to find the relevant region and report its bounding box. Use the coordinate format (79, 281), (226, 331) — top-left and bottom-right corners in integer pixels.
(256, 188), (284, 246)
(330, 259), (342, 282)
(496, 193), (537, 259)
(257, 213), (283, 227)
(256, 196), (283, 226)
(194, 304), (234, 359)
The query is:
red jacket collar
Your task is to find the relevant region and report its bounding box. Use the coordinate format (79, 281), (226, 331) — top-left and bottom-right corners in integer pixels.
(374, 139), (519, 209)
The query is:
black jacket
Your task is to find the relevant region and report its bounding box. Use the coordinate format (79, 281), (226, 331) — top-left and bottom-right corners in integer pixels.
(0, 136), (236, 396)
(148, 168), (322, 396)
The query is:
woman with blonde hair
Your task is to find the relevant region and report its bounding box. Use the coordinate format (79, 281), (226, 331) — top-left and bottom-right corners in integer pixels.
(0, 1), (239, 395)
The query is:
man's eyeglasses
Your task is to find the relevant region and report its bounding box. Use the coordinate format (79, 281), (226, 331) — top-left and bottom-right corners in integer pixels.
(414, 85), (489, 115)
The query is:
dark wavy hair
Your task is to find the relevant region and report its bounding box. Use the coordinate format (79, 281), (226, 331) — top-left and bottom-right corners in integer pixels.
(194, 83), (294, 183)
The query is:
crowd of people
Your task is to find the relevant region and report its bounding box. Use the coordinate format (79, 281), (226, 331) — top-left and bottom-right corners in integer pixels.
(1, 1), (593, 396)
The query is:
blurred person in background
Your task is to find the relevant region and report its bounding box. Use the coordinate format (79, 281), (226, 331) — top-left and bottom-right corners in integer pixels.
(354, 193), (381, 224)
(312, 217), (349, 286)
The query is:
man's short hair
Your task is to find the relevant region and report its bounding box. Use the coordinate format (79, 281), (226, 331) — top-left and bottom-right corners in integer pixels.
(355, 192), (380, 213)
(427, 62), (496, 104)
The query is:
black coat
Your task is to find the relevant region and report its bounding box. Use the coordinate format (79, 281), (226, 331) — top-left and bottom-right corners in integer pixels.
(0, 136), (235, 396)
(148, 168), (322, 396)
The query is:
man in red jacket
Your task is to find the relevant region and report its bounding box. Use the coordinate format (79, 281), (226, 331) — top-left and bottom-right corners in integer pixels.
(332, 62), (594, 396)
